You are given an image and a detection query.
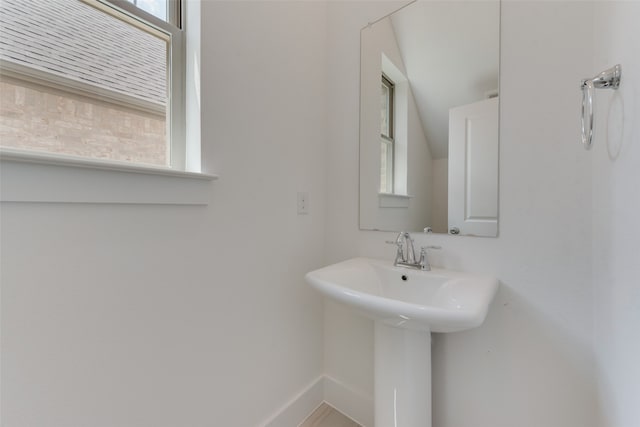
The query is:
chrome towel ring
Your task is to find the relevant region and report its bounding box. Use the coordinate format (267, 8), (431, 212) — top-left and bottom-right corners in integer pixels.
(580, 64), (622, 150)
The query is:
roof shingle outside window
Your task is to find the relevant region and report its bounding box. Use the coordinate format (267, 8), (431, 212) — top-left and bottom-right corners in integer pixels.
(0, 0), (167, 106)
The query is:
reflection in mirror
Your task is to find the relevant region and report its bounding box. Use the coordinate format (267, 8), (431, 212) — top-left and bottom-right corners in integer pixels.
(359, 0), (500, 237)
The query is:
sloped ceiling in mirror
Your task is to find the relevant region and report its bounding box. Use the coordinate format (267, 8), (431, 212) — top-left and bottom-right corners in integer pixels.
(390, 1), (499, 159)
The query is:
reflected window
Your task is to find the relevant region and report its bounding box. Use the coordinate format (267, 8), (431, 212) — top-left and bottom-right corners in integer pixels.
(380, 75), (394, 193)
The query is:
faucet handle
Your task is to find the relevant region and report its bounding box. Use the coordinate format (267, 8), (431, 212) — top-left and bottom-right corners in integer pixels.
(418, 246), (440, 271)
(386, 238), (406, 264)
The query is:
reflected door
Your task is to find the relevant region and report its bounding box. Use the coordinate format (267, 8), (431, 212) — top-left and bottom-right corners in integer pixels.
(448, 98), (499, 236)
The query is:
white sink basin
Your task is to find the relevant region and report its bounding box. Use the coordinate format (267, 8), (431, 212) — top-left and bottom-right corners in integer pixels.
(305, 257), (498, 333)
(305, 257), (499, 427)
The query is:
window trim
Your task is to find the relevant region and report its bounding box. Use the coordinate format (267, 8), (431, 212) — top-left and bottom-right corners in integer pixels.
(0, 148), (216, 205)
(0, 0), (213, 204)
(0, 147), (215, 180)
(0, 0), (194, 172)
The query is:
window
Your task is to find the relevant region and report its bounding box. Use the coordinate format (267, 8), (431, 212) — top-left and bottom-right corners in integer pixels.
(0, 0), (187, 169)
(124, 0), (172, 21)
(380, 75), (394, 193)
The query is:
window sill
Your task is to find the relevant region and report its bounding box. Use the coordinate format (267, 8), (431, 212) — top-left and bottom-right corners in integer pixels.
(0, 148), (218, 205)
(378, 192), (413, 208)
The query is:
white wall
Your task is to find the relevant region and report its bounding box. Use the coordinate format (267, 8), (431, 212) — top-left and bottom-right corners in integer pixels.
(0, 2), (327, 426)
(591, 3), (640, 426)
(325, 2), (598, 426)
(431, 158), (448, 233)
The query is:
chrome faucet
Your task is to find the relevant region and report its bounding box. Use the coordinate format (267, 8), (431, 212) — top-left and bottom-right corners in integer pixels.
(387, 231), (441, 271)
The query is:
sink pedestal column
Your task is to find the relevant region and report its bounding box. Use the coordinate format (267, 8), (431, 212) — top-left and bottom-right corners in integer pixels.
(374, 322), (431, 427)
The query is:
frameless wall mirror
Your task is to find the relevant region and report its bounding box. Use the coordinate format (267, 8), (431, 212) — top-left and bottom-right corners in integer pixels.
(359, 0), (500, 237)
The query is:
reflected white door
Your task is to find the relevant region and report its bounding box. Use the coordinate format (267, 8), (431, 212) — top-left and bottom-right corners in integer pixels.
(448, 97), (499, 236)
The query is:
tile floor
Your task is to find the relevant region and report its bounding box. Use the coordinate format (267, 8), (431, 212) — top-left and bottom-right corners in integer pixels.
(299, 403), (361, 427)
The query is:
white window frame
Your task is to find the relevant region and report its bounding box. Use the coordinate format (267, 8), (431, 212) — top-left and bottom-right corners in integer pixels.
(0, 0), (216, 204)
(95, 0), (186, 169)
(0, 0), (193, 172)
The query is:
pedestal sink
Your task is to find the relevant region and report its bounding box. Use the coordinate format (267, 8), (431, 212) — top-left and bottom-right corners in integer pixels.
(305, 257), (499, 427)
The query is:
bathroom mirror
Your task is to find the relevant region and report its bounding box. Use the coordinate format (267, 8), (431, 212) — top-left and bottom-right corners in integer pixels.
(359, 0), (500, 236)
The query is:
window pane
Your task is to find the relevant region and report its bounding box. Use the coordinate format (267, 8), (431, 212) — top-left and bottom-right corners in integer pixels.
(0, 0), (169, 166)
(380, 141), (393, 193)
(381, 82), (390, 137)
(135, 0), (168, 22)
(380, 142), (388, 193)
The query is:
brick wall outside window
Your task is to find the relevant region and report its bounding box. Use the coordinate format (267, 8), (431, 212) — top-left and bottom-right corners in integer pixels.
(0, 78), (167, 166)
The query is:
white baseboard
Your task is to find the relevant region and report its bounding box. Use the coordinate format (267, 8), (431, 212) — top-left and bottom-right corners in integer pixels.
(323, 375), (374, 427)
(260, 375), (374, 427)
(261, 376), (324, 427)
